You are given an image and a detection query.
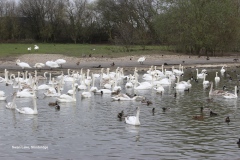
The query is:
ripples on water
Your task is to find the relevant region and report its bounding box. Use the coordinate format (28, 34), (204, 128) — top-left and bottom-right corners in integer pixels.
(0, 67), (240, 159)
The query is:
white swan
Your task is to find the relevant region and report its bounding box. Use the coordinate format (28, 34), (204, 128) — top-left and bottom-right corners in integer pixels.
(203, 74), (209, 86)
(46, 61), (59, 69)
(214, 72), (220, 83)
(220, 66), (226, 74)
(82, 83), (92, 98)
(0, 90), (7, 100)
(27, 47), (31, 51)
(196, 69), (204, 79)
(34, 45), (39, 50)
(223, 86), (238, 99)
(57, 82), (76, 102)
(175, 76), (186, 90)
(55, 59), (66, 68)
(125, 107), (140, 126)
(6, 92), (17, 109)
(153, 84), (164, 93)
(16, 59), (31, 69)
(137, 56), (146, 64)
(16, 91), (38, 114)
(34, 63), (45, 69)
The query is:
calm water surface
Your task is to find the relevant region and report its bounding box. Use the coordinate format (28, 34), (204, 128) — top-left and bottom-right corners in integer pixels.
(0, 67), (240, 160)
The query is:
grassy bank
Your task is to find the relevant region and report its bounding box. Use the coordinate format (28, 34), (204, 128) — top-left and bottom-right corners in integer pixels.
(0, 43), (173, 58)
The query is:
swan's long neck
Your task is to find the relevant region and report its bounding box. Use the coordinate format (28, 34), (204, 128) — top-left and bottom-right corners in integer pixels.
(196, 69), (198, 78)
(235, 86), (237, 96)
(136, 108), (140, 124)
(32, 92), (38, 114)
(216, 72), (218, 77)
(209, 82), (213, 95)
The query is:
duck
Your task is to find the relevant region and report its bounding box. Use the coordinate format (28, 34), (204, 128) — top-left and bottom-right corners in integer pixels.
(141, 99), (152, 105)
(210, 110), (218, 116)
(200, 106), (210, 112)
(118, 110), (124, 120)
(152, 108), (156, 115)
(55, 104), (60, 110)
(125, 107), (140, 126)
(237, 138), (240, 145)
(225, 116), (230, 123)
(48, 101), (58, 106)
(192, 115), (204, 120)
(162, 107), (171, 112)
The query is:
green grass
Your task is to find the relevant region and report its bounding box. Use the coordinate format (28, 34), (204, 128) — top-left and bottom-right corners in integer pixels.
(0, 43), (173, 58)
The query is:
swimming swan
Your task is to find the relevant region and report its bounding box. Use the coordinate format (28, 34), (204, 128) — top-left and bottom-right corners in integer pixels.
(125, 107), (140, 125)
(223, 86), (238, 99)
(16, 91), (38, 114)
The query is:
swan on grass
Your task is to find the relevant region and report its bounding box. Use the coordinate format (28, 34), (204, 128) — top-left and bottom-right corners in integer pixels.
(125, 107), (140, 126)
(6, 92), (17, 109)
(16, 91), (38, 115)
(34, 45), (39, 50)
(16, 59), (31, 69)
(223, 86), (238, 99)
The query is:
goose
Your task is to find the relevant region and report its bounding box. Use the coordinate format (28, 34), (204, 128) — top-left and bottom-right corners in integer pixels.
(209, 82), (227, 96)
(46, 61), (59, 69)
(137, 56), (146, 64)
(214, 72), (220, 83)
(16, 59), (31, 69)
(6, 92), (17, 109)
(15, 91), (38, 115)
(223, 86), (238, 99)
(125, 107), (140, 125)
(55, 59), (66, 68)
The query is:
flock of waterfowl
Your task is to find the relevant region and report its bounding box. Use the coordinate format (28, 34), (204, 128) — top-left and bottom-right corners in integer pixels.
(0, 55), (238, 127)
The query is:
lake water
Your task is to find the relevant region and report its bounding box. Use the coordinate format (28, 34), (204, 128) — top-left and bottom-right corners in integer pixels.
(0, 66), (240, 160)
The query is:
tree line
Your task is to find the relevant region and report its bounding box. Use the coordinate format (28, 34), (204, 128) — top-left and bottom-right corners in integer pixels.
(0, 0), (240, 55)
